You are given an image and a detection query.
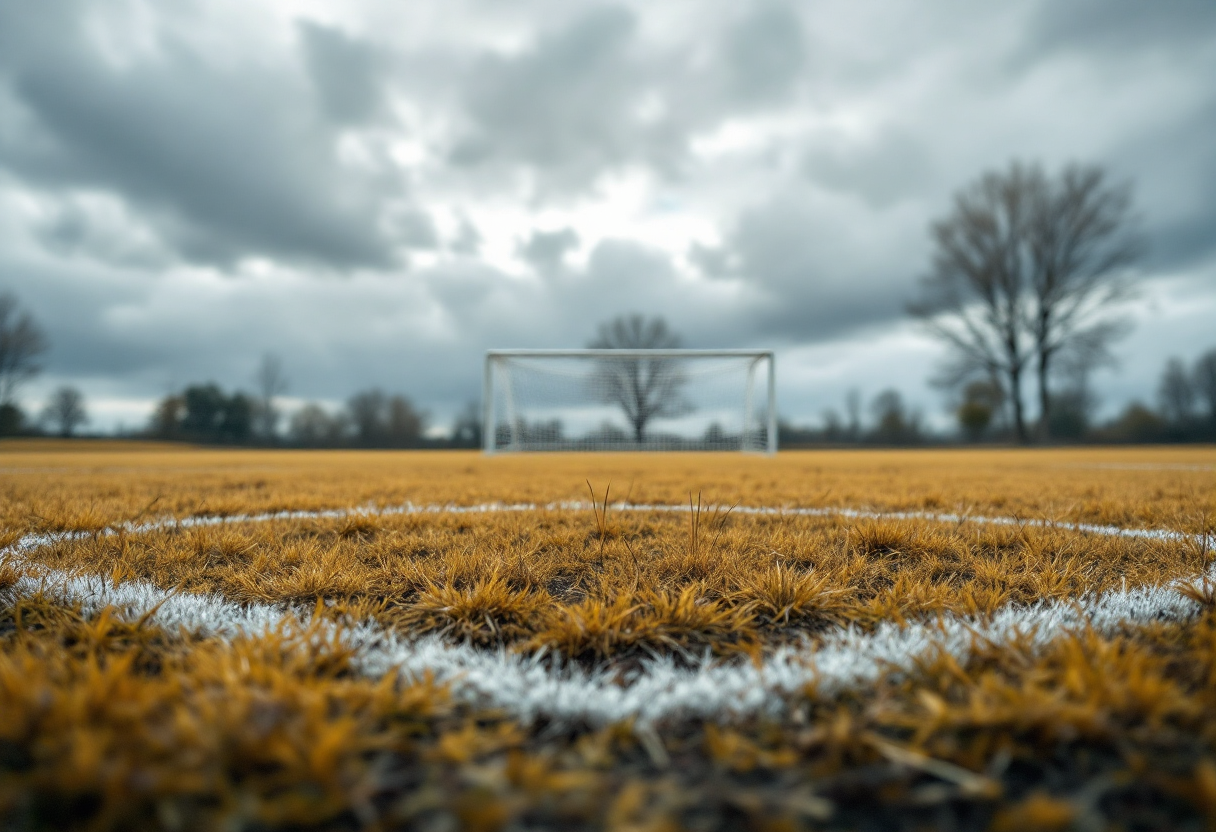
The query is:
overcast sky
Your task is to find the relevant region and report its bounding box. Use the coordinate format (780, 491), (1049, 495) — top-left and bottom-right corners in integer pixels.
(2, 0), (1214, 434)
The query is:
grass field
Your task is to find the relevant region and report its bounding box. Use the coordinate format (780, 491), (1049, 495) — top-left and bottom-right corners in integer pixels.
(2, 441), (1216, 830)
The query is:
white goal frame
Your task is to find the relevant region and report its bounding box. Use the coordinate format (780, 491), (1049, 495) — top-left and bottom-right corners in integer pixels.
(483, 349), (777, 455)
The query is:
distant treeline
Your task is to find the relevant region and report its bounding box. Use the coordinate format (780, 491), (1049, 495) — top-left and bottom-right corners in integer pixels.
(781, 347), (1216, 447)
(779, 388), (928, 447)
(146, 384), (482, 449)
(2, 280), (1214, 447)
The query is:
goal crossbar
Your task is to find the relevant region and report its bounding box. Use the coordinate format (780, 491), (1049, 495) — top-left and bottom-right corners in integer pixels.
(487, 349), (776, 359)
(483, 349), (777, 455)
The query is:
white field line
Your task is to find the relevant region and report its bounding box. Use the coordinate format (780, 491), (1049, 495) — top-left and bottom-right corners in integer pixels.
(1058, 463), (1216, 472)
(8, 498), (1213, 549)
(2, 501), (1213, 727)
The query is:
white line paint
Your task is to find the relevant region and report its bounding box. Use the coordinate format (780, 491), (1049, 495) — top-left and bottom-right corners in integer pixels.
(2, 501), (1212, 726)
(600, 502), (1213, 547)
(9, 498), (1213, 549)
(3, 561), (1205, 727)
(1058, 463), (1216, 472)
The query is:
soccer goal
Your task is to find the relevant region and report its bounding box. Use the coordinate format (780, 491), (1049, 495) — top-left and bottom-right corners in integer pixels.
(483, 349), (776, 454)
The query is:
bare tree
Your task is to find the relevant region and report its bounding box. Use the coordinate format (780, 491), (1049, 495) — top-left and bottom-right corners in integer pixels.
(956, 380), (1003, 442)
(42, 386), (88, 437)
(0, 291), (49, 406)
(587, 314), (690, 443)
(344, 389), (426, 446)
(290, 404), (328, 445)
(1045, 353), (1100, 440)
(1157, 357), (1195, 427)
(252, 353), (289, 441)
(911, 162), (1141, 443)
(290, 404), (349, 446)
(820, 409), (843, 441)
(347, 389), (388, 445)
(1195, 348), (1216, 424)
(910, 163), (1039, 442)
(149, 395), (185, 438)
(870, 389), (920, 444)
(1026, 163), (1141, 436)
(386, 395), (426, 445)
(450, 401), (482, 447)
(845, 388), (861, 441)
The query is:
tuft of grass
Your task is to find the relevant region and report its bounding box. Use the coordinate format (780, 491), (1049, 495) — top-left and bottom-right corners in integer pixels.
(399, 573), (550, 645)
(1177, 576), (1216, 609)
(731, 563), (845, 628)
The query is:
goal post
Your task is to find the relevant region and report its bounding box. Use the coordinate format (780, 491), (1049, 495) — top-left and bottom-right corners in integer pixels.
(483, 349), (777, 454)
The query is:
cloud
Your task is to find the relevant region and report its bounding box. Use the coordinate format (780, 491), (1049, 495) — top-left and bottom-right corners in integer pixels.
(385, 207), (439, 250)
(720, 3), (807, 105)
(3, 232), (758, 422)
(693, 185), (930, 342)
(803, 127), (936, 209)
(1110, 103), (1216, 273)
(299, 21), (387, 124)
(519, 228), (579, 271)
(0, 2), (403, 269)
(1027, 0), (1216, 56)
(444, 2), (821, 192)
(31, 193), (173, 270)
(450, 6), (665, 189)
(448, 215), (483, 255)
(0, 0), (1212, 433)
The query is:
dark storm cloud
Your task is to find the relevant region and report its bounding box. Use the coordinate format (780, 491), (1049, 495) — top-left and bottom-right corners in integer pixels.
(0, 262), (164, 378)
(31, 199), (172, 270)
(2, 231), (730, 413)
(448, 215), (483, 255)
(721, 2), (807, 104)
(1028, 0), (1216, 55)
(519, 228), (579, 271)
(385, 207), (439, 250)
(687, 241), (737, 281)
(802, 128), (937, 210)
(1152, 196), (1216, 273)
(0, 2), (401, 269)
(709, 188), (924, 342)
(0, 0), (1211, 430)
(425, 239), (745, 355)
(541, 240), (759, 350)
(450, 6), (666, 186)
(1112, 104), (1216, 273)
(1013, 0), (1216, 276)
(448, 2), (818, 191)
(299, 21), (387, 124)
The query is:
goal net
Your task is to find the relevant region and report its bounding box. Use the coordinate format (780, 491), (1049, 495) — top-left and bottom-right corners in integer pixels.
(483, 349), (776, 453)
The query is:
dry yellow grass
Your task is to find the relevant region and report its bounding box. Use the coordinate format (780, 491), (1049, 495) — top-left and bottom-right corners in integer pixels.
(2, 440), (1214, 533)
(3, 441), (1216, 830)
(24, 508), (1210, 662)
(6, 588), (1216, 829)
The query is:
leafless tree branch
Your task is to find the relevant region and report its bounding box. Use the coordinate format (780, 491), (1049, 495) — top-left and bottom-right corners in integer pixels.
(0, 291), (49, 407)
(588, 314), (691, 442)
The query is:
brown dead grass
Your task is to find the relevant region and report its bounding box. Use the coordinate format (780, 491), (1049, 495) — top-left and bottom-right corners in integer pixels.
(5, 592), (1216, 829)
(4, 443), (1216, 830)
(20, 506), (1211, 662)
(1, 441), (1213, 534)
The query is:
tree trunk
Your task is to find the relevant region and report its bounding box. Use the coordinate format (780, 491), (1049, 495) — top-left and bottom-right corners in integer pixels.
(1037, 348), (1051, 441)
(1009, 363), (1028, 443)
(634, 417), (645, 443)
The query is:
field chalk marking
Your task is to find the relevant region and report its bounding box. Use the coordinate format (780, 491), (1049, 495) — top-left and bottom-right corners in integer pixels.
(8, 499), (1213, 551)
(3, 501), (1213, 726)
